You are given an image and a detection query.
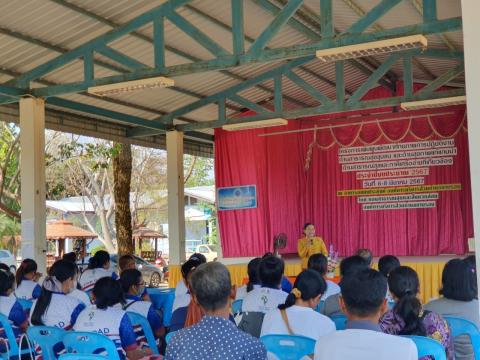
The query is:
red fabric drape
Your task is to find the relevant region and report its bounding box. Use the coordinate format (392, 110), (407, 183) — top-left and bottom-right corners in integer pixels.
(215, 91), (472, 258)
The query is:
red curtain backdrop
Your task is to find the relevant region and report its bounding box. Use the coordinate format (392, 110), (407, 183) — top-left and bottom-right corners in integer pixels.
(215, 89), (472, 258)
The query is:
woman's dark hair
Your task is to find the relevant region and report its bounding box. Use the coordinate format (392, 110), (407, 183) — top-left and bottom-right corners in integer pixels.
(246, 258), (262, 292)
(88, 250), (110, 270)
(303, 223), (313, 231)
(0, 269), (15, 296)
(93, 277), (125, 309)
(308, 254), (328, 276)
(388, 266), (425, 336)
(181, 258), (202, 281)
(378, 255), (401, 278)
(120, 269), (142, 294)
(279, 270), (326, 310)
(259, 255), (284, 288)
(31, 260), (76, 326)
(340, 255), (368, 277)
(0, 263), (10, 272)
(440, 258), (477, 301)
(16, 258), (38, 287)
(189, 253), (207, 264)
(63, 252), (77, 263)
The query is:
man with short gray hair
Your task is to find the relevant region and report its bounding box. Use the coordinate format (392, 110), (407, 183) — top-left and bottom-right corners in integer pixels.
(165, 262), (267, 360)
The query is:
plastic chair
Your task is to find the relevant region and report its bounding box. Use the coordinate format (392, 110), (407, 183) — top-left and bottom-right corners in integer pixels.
(17, 299), (33, 312)
(402, 335), (446, 360)
(27, 326), (65, 360)
(127, 312), (159, 355)
(62, 332), (121, 360)
(260, 334), (316, 360)
(59, 354), (109, 360)
(330, 314), (347, 330)
(315, 300), (325, 313)
(231, 299), (243, 315)
(165, 331), (176, 344)
(444, 316), (480, 360)
(0, 313), (32, 359)
(147, 288), (175, 327)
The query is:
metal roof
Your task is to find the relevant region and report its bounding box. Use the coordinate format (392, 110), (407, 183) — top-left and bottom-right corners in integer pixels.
(0, 0), (464, 153)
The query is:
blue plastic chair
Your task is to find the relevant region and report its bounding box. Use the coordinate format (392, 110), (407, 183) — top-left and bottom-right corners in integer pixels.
(27, 326), (65, 360)
(402, 335), (446, 360)
(147, 288), (175, 327)
(62, 332), (121, 360)
(17, 299), (33, 312)
(127, 312), (159, 355)
(0, 313), (32, 359)
(315, 300), (325, 313)
(330, 314), (347, 330)
(231, 299), (243, 315)
(260, 334), (316, 360)
(165, 331), (176, 344)
(445, 316), (480, 360)
(59, 354), (109, 360)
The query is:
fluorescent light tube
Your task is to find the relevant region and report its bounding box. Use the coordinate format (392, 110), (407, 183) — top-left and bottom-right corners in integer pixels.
(88, 76), (174, 96)
(400, 96), (466, 110)
(222, 118), (288, 131)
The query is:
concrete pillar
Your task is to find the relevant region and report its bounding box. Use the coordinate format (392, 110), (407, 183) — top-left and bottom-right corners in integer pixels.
(167, 131), (186, 265)
(462, 0), (480, 309)
(19, 97), (46, 272)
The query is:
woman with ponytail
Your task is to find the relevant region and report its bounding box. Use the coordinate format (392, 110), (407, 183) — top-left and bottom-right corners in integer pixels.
(15, 258), (41, 300)
(235, 257), (261, 301)
(260, 270), (335, 342)
(380, 266), (453, 359)
(78, 250), (117, 293)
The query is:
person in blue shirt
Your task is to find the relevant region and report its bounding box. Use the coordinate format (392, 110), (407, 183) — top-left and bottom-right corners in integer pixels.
(0, 266), (28, 354)
(15, 258), (42, 300)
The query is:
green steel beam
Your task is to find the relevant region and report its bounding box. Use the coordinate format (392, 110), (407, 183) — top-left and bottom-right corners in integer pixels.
(231, 0), (245, 55)
(336, 61), (345, 105)
(415, 63), (464, 97)
(218, 98), (227, 125)
(320, 0), (334, 37)
(423, 0), (437, 22)
(346, 0), (402, 34)
(0, 85), (27, 97)
(96, 46), (146, 70)
(286, 71), (332, 105)
(177, 88), (465, 131)
(274, 75), (283, 112)
(229, 94), (271, 114)
(153, 17), (165, 69)
(403, 56), (413, 98)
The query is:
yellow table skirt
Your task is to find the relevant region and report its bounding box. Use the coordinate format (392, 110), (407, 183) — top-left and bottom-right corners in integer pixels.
(168, 261), (445, 304)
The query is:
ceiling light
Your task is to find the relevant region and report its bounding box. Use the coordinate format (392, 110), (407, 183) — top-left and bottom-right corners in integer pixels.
(316, 35), (428, 62)
(222, 118), (288, 131)
(87, 76), (174, 96)
(400, 96), (466, 110)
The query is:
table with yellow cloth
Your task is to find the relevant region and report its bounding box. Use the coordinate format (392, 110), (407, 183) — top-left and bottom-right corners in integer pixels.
(168, 261), (445, 304)
(297, 236), (328, 269)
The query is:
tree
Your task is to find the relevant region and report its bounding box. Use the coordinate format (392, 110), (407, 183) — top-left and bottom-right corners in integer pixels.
(184, 155), (214, 187)
(112, 142), (134, 256)
(0, 123), (20, 219)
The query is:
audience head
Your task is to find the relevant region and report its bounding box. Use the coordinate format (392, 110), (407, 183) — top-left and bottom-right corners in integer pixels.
(340, 268), (387, 320)
(0, 263), (10, 272)
(189, 253), (207, 264)
(181, 257), (202, 284)
(388, 266), (425, 336)
(88, 250), (110, 270)
(440, 258), (477, 301)
(246, 257), (262, 292)
(16, 258), (38, 286)
(340, 255), (369, 278)
(0, 268), (15, 296)
(62, 252), (77, 263)
(31, 260), (77, 325)
(120, 269), (145, 297)
(356, 249), (373, 267)
(279, 270), (326, 310)
(191, 262), (231, 314)
(303, 223), (315, 238)
(308, 253), (328, 277)
(93, 277), (125, 309)
(378, 255), (401, 278)
(118, 254), (136, 273)
(259, 255), (285, 289)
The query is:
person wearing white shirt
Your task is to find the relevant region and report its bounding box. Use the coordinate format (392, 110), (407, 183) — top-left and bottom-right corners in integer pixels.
(261, 270), (335, 359)
(235, 258), (262, 301)
(172, 257), (203, 313)
(314, 269), (417, 360)
(307, 254), (340, 300)
(78, 250), (118, 293)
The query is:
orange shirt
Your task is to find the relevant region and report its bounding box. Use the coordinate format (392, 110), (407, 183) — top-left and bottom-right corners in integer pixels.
(297, 236), (328, 269)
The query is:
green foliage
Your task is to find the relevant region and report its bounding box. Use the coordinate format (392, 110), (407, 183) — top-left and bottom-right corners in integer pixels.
(90, 244), (107, 255)
(184, 155), (214, 187)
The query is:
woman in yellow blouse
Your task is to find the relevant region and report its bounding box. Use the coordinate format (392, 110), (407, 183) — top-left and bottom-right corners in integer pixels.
(298, 223), (328, 269)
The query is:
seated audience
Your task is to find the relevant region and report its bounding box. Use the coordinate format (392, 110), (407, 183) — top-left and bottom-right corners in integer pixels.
(378, 255), (401, 303)
(356, 248), (373, 268)
(61, 254), (90, 305)
(174, 253), (206, 298)
(314, 269), (417, 360)
(321, 255), (369, 317)
(261, 269), (335, 349)
(262, 252), (293, 293)
(235, 257), (262, 301)
(464, 255), (476, 272)
(120, 269), (163, 338)
(425, 258), (479, 360)
(74, 277), (153, 360)
(308, 253), (340, 300)
(380, 266), (454, 359)
(62, 252), (78, 264)
(172, 257), (203, 313)
(15, 258), (41, 300)
(30, 260), (86, 329)
(0, 268), (28, 354)
(165, 262), (267, 360)
(78, 250), (117, 292)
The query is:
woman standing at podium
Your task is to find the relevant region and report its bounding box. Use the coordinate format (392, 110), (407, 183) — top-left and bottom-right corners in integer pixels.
(298, 223), (327, 269)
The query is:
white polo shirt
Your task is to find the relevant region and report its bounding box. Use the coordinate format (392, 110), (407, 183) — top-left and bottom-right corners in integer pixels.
(314, 329), (418, 360)
(235, 284), (261, 301)
(242, 287), (288, 313)
(321, 280), (340, 300)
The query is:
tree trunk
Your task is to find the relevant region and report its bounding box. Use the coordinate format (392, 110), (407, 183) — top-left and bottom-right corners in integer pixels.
(112, 142), (134, 256)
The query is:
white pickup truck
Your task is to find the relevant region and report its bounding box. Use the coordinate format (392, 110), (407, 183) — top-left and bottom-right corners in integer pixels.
(186, 244), (218, 262)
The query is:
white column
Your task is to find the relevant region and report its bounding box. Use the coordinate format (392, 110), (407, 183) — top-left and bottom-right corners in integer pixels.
(462, 0), (480, 308)
(167, 131), (186, 265)
(19, 97), (47, 273)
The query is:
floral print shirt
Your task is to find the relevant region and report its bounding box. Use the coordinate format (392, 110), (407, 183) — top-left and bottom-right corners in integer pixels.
(380, 308), (454, 360)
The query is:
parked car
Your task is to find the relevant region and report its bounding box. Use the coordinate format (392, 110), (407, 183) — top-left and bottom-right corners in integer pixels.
(77, 254), (164, 288)
(186, 244), (218, 262)
(0, 249), (16, 272)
